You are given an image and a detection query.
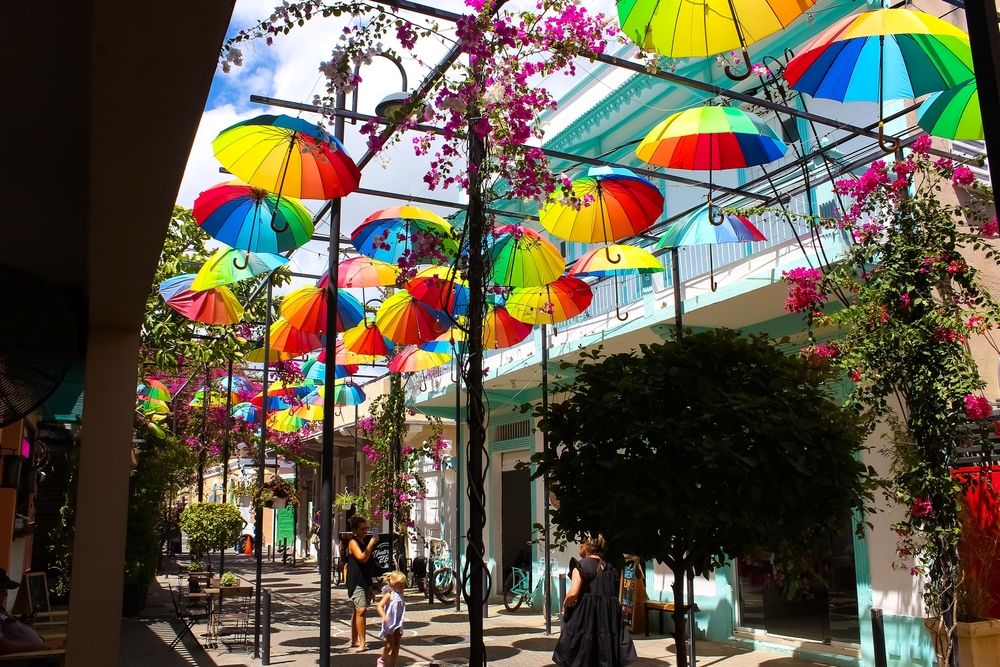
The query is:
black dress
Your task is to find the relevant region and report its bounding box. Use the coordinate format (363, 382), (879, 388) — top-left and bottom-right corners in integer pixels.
(553, 557), (637, 667)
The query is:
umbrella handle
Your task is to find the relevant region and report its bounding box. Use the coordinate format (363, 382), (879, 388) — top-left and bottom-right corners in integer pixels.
(724, 47), (752, 81)
(270, 217), (290, 233)
(878, 123), (900, 153)
(604, 245), (622, 264)
(709, 247), (719, 293)
(710, 207), (727, 227)
(232, 253), (250, 270)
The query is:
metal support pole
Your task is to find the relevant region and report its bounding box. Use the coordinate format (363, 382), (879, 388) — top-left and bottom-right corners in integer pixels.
(671, 247), (683, 338)
(220, 356), (234, 573)
(253, 274), (273, 657)
(871, 608), (888, 667)
(262, 589), (271, 665)
(454, 352), (462, 613)
(541, 324), (551, 635)
(197, 365), (209, 502)
(319, 88), (347, 667)
(687, 570), (696, 667)
(389, 373), (403, 566)
(965, 0), (1000, 190)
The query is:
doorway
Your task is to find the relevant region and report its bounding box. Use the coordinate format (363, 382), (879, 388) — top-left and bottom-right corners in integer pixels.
(500, 459), (532, 593)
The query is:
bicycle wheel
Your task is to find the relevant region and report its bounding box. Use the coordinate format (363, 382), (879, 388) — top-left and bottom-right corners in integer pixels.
(502, 572), (524, 611)
(431, 567), (458, 604)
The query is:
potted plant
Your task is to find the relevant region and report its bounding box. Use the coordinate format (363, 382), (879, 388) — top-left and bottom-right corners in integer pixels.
(230, 479), (257, 507)
(187, 560), (204, 573)
(179, 502), (245, 571)
(220, 571), (239, 587)
(261, 476), (299, 509)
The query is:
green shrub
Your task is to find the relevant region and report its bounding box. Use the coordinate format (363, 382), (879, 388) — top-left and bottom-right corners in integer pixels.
(179, 503), (244, 560)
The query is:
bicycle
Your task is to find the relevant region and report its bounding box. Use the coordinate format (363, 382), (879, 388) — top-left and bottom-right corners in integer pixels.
(427, 539), (459, 604)
(502, 565), (534, 611)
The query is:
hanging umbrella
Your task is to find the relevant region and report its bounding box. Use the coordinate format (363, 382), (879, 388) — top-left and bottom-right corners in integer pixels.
(301, 355), (357, 383)
(540, 167), (664, 244)
(214, 374), (256, 396)
(191, 247), (288, 291)
(488, 225), (566, 288)
(655, 204), (767, 291)
(406, 266), (469, 316)
(250, 382), (313, 409)
(232, 402), (263, 424)
(320, 256), (401, 288)
(570, 245), (665, 278)
(159, 274), (244, 325)
(617, 0), (816, 79)
(137, 398), (169, 415)
(189, 387), (237, 408)
(269, 318), (323, 356)
(388, 345), (452, 373)
(784, 8), (973, 150)
(267, 409), (308, 434)
(375, 291), (450, 345)
(246, 346), (299, 363)
(194, 183), (314, 256)
(484, 306), (533, 349)
(343, 322), (394, 358)
(506, 275), (593, 326)
(279, 285), (365, 335)
(212, 114), (361, 200)
(293, 382), (367, 420)
(137, 379), (172, 403)
(918, 79), (982, 141)
(351, 205), (458, 265)
(319, 340), (383, 366)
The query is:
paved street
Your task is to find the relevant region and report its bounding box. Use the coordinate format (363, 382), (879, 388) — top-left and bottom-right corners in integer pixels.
(119, 555), (824, 666)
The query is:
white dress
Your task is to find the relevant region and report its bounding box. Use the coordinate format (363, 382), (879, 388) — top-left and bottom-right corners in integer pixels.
(379, 586), (405, 639)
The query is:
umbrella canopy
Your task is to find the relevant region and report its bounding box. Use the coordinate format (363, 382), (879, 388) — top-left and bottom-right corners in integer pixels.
(267, 409), (308, 433)
(279, 285), (365, 335)
(214, 374), (257, 396)
(569, 245), (665, 278)
(251, 382), (313, 409)
(269, 318), (323, 356)
(637, 106), (787, 170)
(420, 328), (468, 355)
(232, 402), (262, 424)
(388, 345), (452, 373)
(159, 274), (244, 325)
(245, 346), (299, 363)
(375, 291), (450, 345)
(351, 206), (458, 265)
(784, 9), (973, 103)
(406, 266), (469, 316)
(654, 205), (767, 249)
(918, 79), (982, 141)
(301, 356), (357, 383)
(212, 114), (361, 200)
(194, 183), (315, 254)
(506, 275), (594, 326)
(320, 256), (401, 289)
(618, 0), (815, 59)
(539, 167), (664, 244)
(343, 323), (394, 358)
(483, 305), (533, 349)
(488, 225), (566, 288)
(319, 340), (383, 366)
(188, 387), (237, 408)
(137, 398), (169, 415)
(191, 248), (288, 291)
(137, 379), (172, 402)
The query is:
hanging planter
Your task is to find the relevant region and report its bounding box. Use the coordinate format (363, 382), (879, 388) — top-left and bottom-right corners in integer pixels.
(271, 497), (287, 510)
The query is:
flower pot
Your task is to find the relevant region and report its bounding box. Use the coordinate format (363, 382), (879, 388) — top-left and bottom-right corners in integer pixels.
(271, 497), (286, 510)
(238, 494), (251, 507)
(926, 618), (1000, 667)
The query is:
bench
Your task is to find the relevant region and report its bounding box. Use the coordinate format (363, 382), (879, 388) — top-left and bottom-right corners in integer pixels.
(644, 601), (697, 636)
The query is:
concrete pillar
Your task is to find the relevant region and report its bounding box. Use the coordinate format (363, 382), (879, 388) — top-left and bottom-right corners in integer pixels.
(65, 327), (140, 665)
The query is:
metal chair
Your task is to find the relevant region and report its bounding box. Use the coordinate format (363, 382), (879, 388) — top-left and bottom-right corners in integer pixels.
(213, 586), (253, 650)
(167, 583), (210, 649)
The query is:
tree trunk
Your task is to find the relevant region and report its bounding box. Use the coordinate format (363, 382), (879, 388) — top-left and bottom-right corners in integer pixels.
(672, 567), (688, 667)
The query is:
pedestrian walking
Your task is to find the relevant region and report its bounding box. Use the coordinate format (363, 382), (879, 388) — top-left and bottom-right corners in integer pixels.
(553, 533), (637, 667)
(346, 515), (377, 652)
(375, 571), (407, 667)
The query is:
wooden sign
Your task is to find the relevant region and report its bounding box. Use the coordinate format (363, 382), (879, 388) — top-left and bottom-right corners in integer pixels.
(619, 555), (646, 634)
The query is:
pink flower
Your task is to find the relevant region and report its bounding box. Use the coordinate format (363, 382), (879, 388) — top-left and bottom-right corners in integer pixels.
(965, 394), (993, 420)
(953, 166), (975, 186)
(813, 343), (838, 358)
(981, 216), (999, 238)
(849, 368), (863, 383)
(966, 316), (984, 329)
(899, 293), (911, 309)
(910, 498), (933, 518)
(912, 134), (933, 155)
(782, 267), (827, 313)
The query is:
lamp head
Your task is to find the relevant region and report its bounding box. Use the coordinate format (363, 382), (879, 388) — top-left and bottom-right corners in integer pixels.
(374, 91), (410, 121)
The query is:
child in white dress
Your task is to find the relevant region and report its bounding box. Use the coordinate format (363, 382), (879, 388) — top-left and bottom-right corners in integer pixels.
(375, 571), (407, 667)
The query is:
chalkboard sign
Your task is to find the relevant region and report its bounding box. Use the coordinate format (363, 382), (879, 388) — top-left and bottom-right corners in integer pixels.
(619, 555), (646, 634)
(620, 558), (638, 625)
(25, 572), (50, 615)
(368, 534), (405, 578)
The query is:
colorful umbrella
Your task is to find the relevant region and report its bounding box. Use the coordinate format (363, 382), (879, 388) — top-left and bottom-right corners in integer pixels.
(279, 285), (365, 335)
(137, 379), (172, 403)
(506, 275), (594, 326)
(918, 79), (982, 141)
(214, 374), (257, 396)
(194, 183), (315, 255)
(420, 328), (468, 355)
(158, 274), (244, 325)
(569, 245), (665, 278)
(484, 305), (534, 349)
(250, 382), (314, 409)
(188, 387), (237, 408)
(539, 167), (664, 244)
(320, 256), (401, 289)
(351, 206), (458, 265)
(245, 346), (299, 363)
(301, 356), (357, 383)
(267, 409), (308, 433)
(319, 340), (383, 366)
(375, 291), (450, 345)
(343, 323), (394, 358)
(618, 0), (815, 79)
(406, 266), (469, 316)
(213, 114), (361, 200)
(268, 318), (323, 356)
(137, 398), (169, 415)
(784, 8), (973, 149)
(488, 225), (566, 288)
(232, 402), (263, 424)
(293, 381), (368, 418)
(191, 248), (288, 291)
(388, 345), (452, 373)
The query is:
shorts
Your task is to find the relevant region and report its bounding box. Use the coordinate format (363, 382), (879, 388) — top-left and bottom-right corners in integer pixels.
(350, 585), (373, 609)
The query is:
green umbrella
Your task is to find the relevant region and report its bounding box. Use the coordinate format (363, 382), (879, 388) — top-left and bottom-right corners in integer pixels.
(488, 224), (565, 288)
(918, 79), (982, 141)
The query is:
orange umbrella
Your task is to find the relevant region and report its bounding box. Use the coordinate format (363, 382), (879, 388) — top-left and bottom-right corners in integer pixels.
(375, 291), (450, 345)
(269, 318), (322, 356)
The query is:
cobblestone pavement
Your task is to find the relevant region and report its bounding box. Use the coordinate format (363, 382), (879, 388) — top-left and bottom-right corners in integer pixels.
(122, 554), (823, 667)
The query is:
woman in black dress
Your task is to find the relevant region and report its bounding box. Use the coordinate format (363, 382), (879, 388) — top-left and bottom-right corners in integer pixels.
(553, 534), (637, 667)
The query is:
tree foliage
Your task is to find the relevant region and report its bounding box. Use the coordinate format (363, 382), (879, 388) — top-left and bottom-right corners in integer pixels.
(179, 502), (246, 561)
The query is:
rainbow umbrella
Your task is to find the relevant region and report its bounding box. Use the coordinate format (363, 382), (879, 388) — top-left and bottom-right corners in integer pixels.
(191, 248), (288, 291)
(246, 346), (299, 363)
(159, 274), (244, 325)
(484, 305), (534, 349)
(540, 167), (664, 244)
(569, 245), (665, 278)
(232, 402), (263, 424)
(279, 285), (365, 335)
(267, 409), (308, 434)
(375, 291), (450, 345)
(319, 256), (401, 288)
(343, 323), (394, 358)
(918, 79), (982, 141)
(269, 318), (323, 356)
(351, 206), (458, 265)
(506, 275), (594, 326)
(618, 0), (815, 78)
(388, 345), (452, 373)
(212, 114), (361, 200)
(420, 326), (468, 355)
(188, 387), (237, 408)
(250, 382), (313, 409)
(137, 379), (172, 403)
(488, 225), (565, 288)
(194, 183), (315, 255)
(784, 8), (973, 149)
(137, 398), (169, 415)
(292, 381), (367, 421)
(301, 355), (357, 383)
(406, 266), (469, 316)
(319, 340), (382, 366)
(214, 374), (257, 396)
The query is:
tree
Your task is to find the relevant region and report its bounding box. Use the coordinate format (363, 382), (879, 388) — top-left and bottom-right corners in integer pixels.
(533, 329), (873, 666)
(179, 502), (246, 567)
